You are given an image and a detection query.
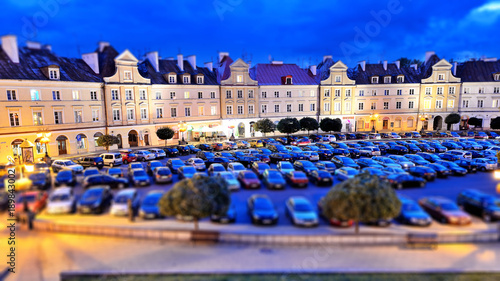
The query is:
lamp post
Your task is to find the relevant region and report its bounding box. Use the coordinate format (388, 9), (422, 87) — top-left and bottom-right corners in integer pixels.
(179, 121), (187, 144)
(369, 113), (379, 132)
(37, 132), (52, 162)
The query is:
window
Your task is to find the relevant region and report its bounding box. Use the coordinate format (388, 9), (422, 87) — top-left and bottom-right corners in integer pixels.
(198, 92), (203, 99)
(371, 77), (378, 83)
(198, 106), (204, 116)
(236, 75), (243, 83)
(449, 87), (455, 95)
(334, 102), (340, 111)
(286, 91), (292, 98)
(274, 104), (280, 113)
(324, 89), (330, 97)
(298, 104), (304, 112)
(495, 74), (500, 81)
(324, 102), (330, 112)
(139, 90), (147, 100)
(248, 105), (254, 114)
(92, 109), (99, 122)
(383, 102), (389, 109)
(424, 100), (431, 109)
(345, 102), (351, 111)
(397, 89), (402, 95)
(409, 89), (415, 95)
(345, 89), (351, 97)
(237, 90), (243, 99)
(169, 75), (176, 83)
(494, 100), (500, 108)
(155, 92), (161, 100)
(437, 87), (443, 95)
(359, 90), (364, 96)
(310, 103), (316, 112)
(372, 90), (377, 96)
(73, 90), (81, 100)
(371, 102), (376, 110)
(54, 111), (63, 124)
(479, 87), (484, 94)
(310, 90), (315, 97)
(52, 90), (60, 100)
(185, 107), (191, 117)
(226, 105), (233, 115)
(9, 112), (20, 127)
(171, 108), (177, 117)
(335, 89), (341, 97)
(49, 69), (59, 80)
(125, 90), (132, 100)
(237, 105), (243, 115)
(156, 107), (163, 118)
(435, 100), (442, 109)
(261, 91), (267, 98)
(407, 118), (414, 128)
(274, 91), (280, 98)
(425, 88), (431, 95)
(384, 90), (389, 96)
(384, 77), (391, 83)
(170, 92), (176, 99)
(183, 76), (190, 84)
(74, 110), (83, 123)
(248, 90), (254, 98)
(31, 89), (40, 100)
(226, 90), (232, 99)
(111, 90), (119, 100)
(140, 108), (148, 119)
(127, 109), (134, 120)
(478, 100), (484, 108)
(7, 90), (17, 101)
(396, 101), (401, 109)
(438, 74), (444, 80)
(463, 100), (469, 108)
(197, 76), (204, 84)
(124, 71), (132, 80)
(211, 106), (217, 115)
(184, 91), (190, 99)
(285, 77), (292, 84)
(90, 91), (98, 100)
(409, 101), (414, 109)
(397, 76), (404, 83)
(395, 119), (401, 128)
(464, 88), (470, 94)
(447, 100), (454, 108)
(113, 109), (120, 121)
(211, 91), (216, 99)
(287, 104), (292, 112)
(494, 87), (500, 94)
(261, 104), (267, 113)
(335, 75), (341, 82)
(358, 103), (364, 110)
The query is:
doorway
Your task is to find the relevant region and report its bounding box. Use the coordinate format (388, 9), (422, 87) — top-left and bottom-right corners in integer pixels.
(56, 135), (68, 155)
(382, 119), (389, 130)
(128, 130), (138, 147)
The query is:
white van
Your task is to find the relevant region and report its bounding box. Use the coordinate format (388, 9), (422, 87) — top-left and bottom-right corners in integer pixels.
(100, 153), (123, 167)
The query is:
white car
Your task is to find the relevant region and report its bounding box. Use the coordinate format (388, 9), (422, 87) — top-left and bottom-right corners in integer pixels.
(135, 150), (156, 161)
(285, 196), (318, 227)
(208, 163), (226, 176)
(359, 146), (381, 157)
(324, 135), (337, 142)
(110, 189), (140, 216)
(302, 151), (319, 162)
(46, 187), (76, 214)
(100, 153), (123, 167)
(217, 172), (241, 191)
(227, 162), (246, 176)
(51, 160), (83, 173)
(148, 148), (166, 159)
(185, 158), (206, 171)
(277, 161), (294, 175)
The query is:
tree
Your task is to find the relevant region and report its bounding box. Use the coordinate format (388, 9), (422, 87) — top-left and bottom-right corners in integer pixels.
(96, 134), (119, 152)
(320, 118), (342, 133)
(396, 57), (423, 68)
(320, 172), (401, 234)
(444, 113), (460, 130)
(468, 117), (482, 128)
(491, 117), (500, 130)
(158, 175), (230, 230)
(277, 118), (300, 136)
(254, 118), (276, 137)
(299, 117), (319, 135)
(156, 127), (175, 146)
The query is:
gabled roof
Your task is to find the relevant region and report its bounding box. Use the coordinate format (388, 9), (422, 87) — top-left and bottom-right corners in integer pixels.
(97, 45), (119, 78)
(253, 63), (317, 85)
(355, 63), (421, 84)
(138, 59), (218, 85)
(216, 55), (234, 82)
(419, 54), (440, 80)
(456, 60), (500, 82)
(316, 57), (335, 83)
(0, 46), (102, 82)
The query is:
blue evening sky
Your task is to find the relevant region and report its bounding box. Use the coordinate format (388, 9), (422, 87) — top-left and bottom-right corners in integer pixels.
(1, 0), (499, 67)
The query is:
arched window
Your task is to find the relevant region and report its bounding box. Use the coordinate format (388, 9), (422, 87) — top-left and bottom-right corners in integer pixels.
(94, 132), (103, 147)
(76, 134), (88, 149)
(34, 137), (46, 154)
(11, 139), (23, 156)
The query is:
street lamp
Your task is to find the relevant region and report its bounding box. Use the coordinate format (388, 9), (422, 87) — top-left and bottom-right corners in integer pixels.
(178, 121), (187, 144)
(369, 113), (379, 132)
(37, 132), (52, 161)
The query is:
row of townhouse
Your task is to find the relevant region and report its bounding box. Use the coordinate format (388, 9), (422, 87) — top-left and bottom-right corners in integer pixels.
(1, 35), (500, 161)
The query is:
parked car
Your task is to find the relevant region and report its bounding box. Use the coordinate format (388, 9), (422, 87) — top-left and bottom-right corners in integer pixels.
(419, 197), (472, 225)
(146, 160), (164, 175)
(262, 169), (286, 189)
(407, 166), (436, 181)
(309, 170), (333, 186)
(454, 159), (478, 173)
(251, 162), (271, 178)
(83, 167), (100, 178)
(386, 145), (408, 155)
(196, 151), (215, 161)
(148, 148), (167, 159)
(425, 163), (452, 178)
(214, 152), (237, 162)
(416, 152), (442, 163)
(434, 160), (468, 176)
(236, 140), (250, 149)
(196, 144), (213, 151)
(162, 147), (180, 157)
(210, 204), (237, 223)
(51, 160), (84, 173)
(109, 189), (140, 216)
(471, 158), (497, 171)
(248, 194), (278, 225)
(387, 155), (415, 169)
(185, 158), (206, 171)
(457, 189), (500, 222)
(372, 156), (401, 168)
(46, 187), (76, 214)
(166, 158), (185, 173)
(139, 191), (165, 219)
(249, 139), (264, 148)
(76, 156), (104, 169)
(359, 146), (381, 157)
(207, 163), (226, 176)
(222, 141), (238, 150)
(28, 172), (51, 190)
(178, 166), (198, 180)
(314, 161), (336, 174)
(396, 196), (432, 226)
(237, 171), (261, 189)
(100, 153), (123, 167)
(237, 155), (260, 168)
(216, 172), (241, 191)
(317, 196), (353, 227)
(77, 186), (113, 214)
(175, 145), (191, 156)
(284, 171), (309, 188)
(293, 160), (319, 176)
(186, 144), (201, 154)
(127, 162), (144, 175)
(334, 167), (359, 181)
(153, 167), (173, 184)
(55, 170), (77, 186)
(285, 197), (318, 227)
(276, 161), (295, 175)
(387, 174), (426, 189)
(332, 156), (360, 169)
(403, 154), (430, 166)
(135, 150), (156, 161)
(269, 153), (292, 164)
(15, 191), (48, 213)
(355, 158), (384, 169)
(83, 174), (128, 189)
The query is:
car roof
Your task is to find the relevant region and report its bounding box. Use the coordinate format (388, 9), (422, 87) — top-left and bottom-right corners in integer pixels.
(51, 187), (72, 195)
(289, 196), (310, 204)
(116, 189), (137, 196)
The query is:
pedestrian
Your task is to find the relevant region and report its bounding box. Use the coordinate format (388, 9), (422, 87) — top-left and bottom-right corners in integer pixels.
(23, 200), (33, 230)
(127, 199), (135, 222)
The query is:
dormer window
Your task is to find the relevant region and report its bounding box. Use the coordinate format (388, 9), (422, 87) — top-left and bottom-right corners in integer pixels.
(384, 76), (391, 83)
(397, 75), (404, 83)
(124, 71), (132, 81)
(371, 76), (379, 84)
(183, 75), (190, 84)
(286, 77), (292, 84)
(197, 76), (204, 84)
(169, 75), (176, 83)
(335, 75), (341, 82)
(494, 73), (500, 81)
(236, 75), (243, 83)
(49, 68), (59, 80)
(438, 74), (444, 81)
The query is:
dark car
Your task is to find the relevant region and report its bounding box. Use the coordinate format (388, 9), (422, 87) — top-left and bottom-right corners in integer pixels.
(175, 145), (191, 156)
(284, 171), (309, 188)
(309, 170), (333, 186)
(29, 172), (51, 190)
(195, 143), (213, 151)
(196, 151), (215, 161)
(238, 171), (261, 189)
(457, 189), (500, 222)
(288, 152), (307, 162)
(387, 174), (426, 189)
(396, 196), (432, 226)
(77, 186), (113, 214)
(402, 143), (421, 154)
(55, 170), (76, 186)
(248, 194), (278, 225)
(76, 156), (104, 169)
(269, 153), (292, 164)
(139, 191), (165, 219)
(315, 161), (336, 174)
(210, 204), (237, 223)
(355, 159), (384, 169)
(427, 142), (447, 153)
(403, 154), (430, 166)
(267, 144), (288, 153)
(333, 133), (346, 141)
(205, 157), (231, 169)
(346, 133), (357, 140)
(441, 142), (461, 150)
(316, 149), (334, 160)
(83, 174), (129, 189)
(454, 159), (478, 173)
(419, 197), (472, 225)
(146, 160), (164, 176)
(251, 162), (271, 178)
(416, 143), (435, 153)
(331, 148), (351, 157)
(162, 147), (180, 157)
(435, 160), (467, 176)
(387, 145), (408, 155)
(426, 163), (452, 178)
(416, 152), (441, 163)
(408, 166), (436, 181)
(262, 169), (286, 189)
(438, 153), (460, 162)
(332, 156), (360, 169)
(178, 166), (197, 180)
(237, 155), (260, 168)
(166, 158), (185, 174)
(356, 133), (369, 139)
(186, 144), (201, 154)
(293, 160), (318, 176)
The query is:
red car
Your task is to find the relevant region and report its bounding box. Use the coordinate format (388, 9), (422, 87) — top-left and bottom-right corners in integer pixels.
(296, 138), (311, 146)
(15, 191), (48, 213)
(419, 197), (472, 225)
(284, 171), (309, 188)
(120, 152), (137, 164)
(211, 143), (224, 151)
(237, 171), (261, 189)
(317, 197), (353, 227)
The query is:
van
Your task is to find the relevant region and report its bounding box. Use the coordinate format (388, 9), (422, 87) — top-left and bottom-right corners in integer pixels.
(100, 153), (123, 167)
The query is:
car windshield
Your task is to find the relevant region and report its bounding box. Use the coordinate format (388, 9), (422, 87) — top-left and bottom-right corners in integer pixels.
(257, 164), (270, 169)
(254, 199), (273, 210)
(19, 194), (36, 202)
(440, 202), (459, 211)
(50, 193), (70, 202)
(157, 169), (171, 175)
(63, 161), (75, 166)
(221, 153), (232, 157)
(342, 158), (356, 164)
(205, 152), (215, 158)
(133, 170), (147, 177)
(244, 173), (258, 179)
(114, 194), (132, 203)
(402, 203), (420, 212)
(213, 166), (225, 171)
(280, 163), (293, 169)
(81, 189), (103, 201)
(347, 169), (358, 175)
(143, 195), (161, 205)
(172, 160), (184, 166)
(143, 151), (152, 155)
(486, 160), (496, 164)
(324, 163), (335, 168)
(293, 172), (307, 179)
(221, 173), (236, 180)
(29, 173), (46, 180)
(383, 159), (396, 163)
(268, 172), (282, 179)
(294, 202), (313, 212)
(131, 163), (142, 169)
(183, 167), (197, 173)
(108, 169), (121, 174)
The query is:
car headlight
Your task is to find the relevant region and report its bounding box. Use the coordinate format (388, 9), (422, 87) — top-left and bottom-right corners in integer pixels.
(448, 217), (458, 223)
(252, 214), (260, 220)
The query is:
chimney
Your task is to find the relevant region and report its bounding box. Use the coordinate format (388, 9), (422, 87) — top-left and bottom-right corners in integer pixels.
(1, 35), (19, 63)
(146, 51), (159, 72)
(187, 55), (196, 70)
(247, 60), (252, 68)
(452, 62), (457, 76)
(166, 57), (174, 60)
(323, 55), (332, 62)
(410, 64), (418, 71)
(383, 60), (388, 71)
(425, 51), (435, 64)
(218, 52), (229, 63)
(271, 61), (283, 65)
(482, 57), (498, 62)
(204, 62), (213, 71)
(26, 41), (41, 49)
(82, 52), (99, 74)
(177, 54), (184, 72)
(395, 60), (400, 69)
(358, 61), (366, 71)
(309, 65), (317, 75)
(98, 41), (109, 52)
(43, 44), (52, 51)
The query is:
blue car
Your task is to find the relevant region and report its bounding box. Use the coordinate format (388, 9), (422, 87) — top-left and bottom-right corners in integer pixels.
(166, 158), (185, 174)
(248, 194), (279, 225)
(334, 167), (359, 181)
(78, 186), (113, 214)
(55, 170), (76, 186)
(139, 190), (165, 219)
(396, 196), (432, 226)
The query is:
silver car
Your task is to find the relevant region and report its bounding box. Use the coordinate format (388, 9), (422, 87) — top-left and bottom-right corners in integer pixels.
(148, 148), (166, 159)
(185, 158), (206, 171)
(51, 160), (83, 173)
(285, 196), (318, 227)
(216, 171), (241, 191)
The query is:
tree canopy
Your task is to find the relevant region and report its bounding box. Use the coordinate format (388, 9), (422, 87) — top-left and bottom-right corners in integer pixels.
(320, 172), (401, 233)
(254, 119), (276, 137)
(444, 113), (461, 130)
(299, 117), (319, 134)
(491, 117), (500, 130)
(156, 127), (175, 146)
(158, 175), (230, 230)
(320, 118), (342, 132)
(467, 117), (482, 127)
(277, 117), (301, 136)
(396, 57), (423, 68)
(96, 134), (120, 152)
